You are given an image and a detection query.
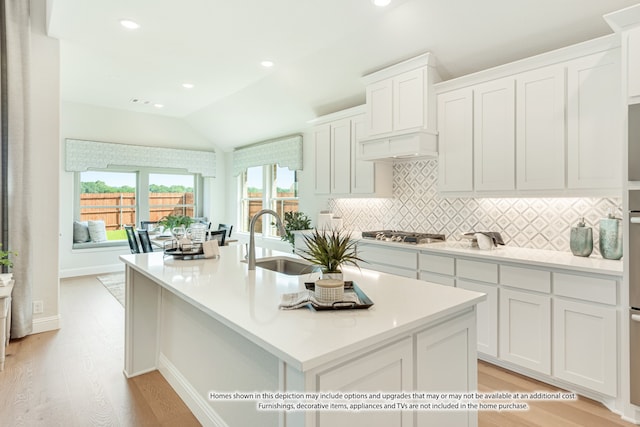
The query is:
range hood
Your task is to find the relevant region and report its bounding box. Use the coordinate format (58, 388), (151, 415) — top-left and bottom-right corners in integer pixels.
(357, 128), (438, 162)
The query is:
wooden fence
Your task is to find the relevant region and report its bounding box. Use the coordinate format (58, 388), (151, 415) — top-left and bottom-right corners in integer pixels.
(80, 192), (194, 230)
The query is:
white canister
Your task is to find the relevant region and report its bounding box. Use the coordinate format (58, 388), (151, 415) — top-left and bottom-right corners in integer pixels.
(315, 279), (344, 304)
(330, 217), (343, 230)
(317, 211), (333, 230)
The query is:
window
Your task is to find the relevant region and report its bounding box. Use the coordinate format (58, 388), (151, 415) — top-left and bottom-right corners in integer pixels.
(77, 168), (202, 242)
(239, 165), (299, 236)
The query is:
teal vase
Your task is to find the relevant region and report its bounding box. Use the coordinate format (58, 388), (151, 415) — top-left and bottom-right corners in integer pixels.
(599, 214), (623, 260)
(570, 218), (593, 257)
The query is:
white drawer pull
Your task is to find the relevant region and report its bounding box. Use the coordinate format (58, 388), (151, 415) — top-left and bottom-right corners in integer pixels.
(631, 217), (640, 224)
(632, 314), (640, 322)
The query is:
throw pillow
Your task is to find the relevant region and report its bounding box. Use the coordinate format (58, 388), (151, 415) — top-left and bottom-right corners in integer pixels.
(73, 220), (91, 243)
(88, 220), (108, 242)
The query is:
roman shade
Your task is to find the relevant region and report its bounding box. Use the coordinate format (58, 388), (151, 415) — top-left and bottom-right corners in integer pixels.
(65, 139), (217, 177)
(232, 134), (302, 176)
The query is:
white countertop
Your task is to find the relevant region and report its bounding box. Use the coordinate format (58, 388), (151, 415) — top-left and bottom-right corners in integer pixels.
(120, 245), (485, 371)
(356, 236), (623, 276)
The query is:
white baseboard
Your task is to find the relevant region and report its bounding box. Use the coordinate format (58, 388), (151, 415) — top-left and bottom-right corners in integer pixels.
(158, 353), (229, 427)
(59, 264), (124, 278)
(31, 314), (61, 334)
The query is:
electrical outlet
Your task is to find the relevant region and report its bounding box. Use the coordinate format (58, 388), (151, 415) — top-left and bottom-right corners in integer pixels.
(33, 300), (43, 314)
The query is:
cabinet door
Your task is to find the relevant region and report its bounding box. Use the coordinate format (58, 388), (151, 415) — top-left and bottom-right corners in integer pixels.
(393, 68), (425, 131)
(313, 124), (331, 194)
(416, 310), (477, 427)
(499, 288), (551, 374)
(366, 79), (393, 136)
(437, 88), (473, 192)
(473, 78), (516, 191)
(351, 114), (375, 194)
(629, 26), (640, 99)
(553, 298), (617, 396)
(516, 65), (565, 190)
(317, 338), (413, 427)
(330, 118), (351, 194)
(567, 50), (621, 189)
(457, 279), (498, 357)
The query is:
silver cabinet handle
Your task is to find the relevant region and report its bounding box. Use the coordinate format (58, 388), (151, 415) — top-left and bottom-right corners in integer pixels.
(632, 217), (640, 224)
(632, 314), (640, 322)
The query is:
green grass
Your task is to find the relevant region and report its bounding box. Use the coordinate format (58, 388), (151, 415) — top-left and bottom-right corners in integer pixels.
(107, 229), (127, 241)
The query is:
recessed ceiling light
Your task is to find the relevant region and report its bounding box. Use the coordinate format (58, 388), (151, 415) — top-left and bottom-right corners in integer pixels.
(261, 60), (274, 68)
(154, 104), (164, 109)
(372, 0), (391, 6)
(120, 19), (140, 30)
(182, 83), (194, 89)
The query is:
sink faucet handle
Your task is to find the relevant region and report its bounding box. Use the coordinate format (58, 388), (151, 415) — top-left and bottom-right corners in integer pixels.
(244, 243), (248, 259)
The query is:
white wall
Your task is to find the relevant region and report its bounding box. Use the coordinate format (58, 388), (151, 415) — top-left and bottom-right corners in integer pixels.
(59, 102), (225, 277)
(30, 0), (61, 331)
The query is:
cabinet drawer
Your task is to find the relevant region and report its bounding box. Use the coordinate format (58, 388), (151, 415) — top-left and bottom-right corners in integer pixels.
(500, 265), (551, 293)
(358, 244), (417, 270)
(554, 273), (617, 305)
(419, 271), (455, 287)
(367, 263), (417, 279)
(419, 253), (455, 276)
(457, 259), (498, 283)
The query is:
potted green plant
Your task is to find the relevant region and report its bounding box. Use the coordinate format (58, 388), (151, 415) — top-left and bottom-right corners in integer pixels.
(158, 214), (193, 231)
(280, 211), (312, 251)
(0, 244), (17, 283)
(297, 228), (363, 280)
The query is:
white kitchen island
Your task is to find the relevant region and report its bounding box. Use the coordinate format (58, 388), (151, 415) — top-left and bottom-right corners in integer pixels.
(120, 245), (485, 427)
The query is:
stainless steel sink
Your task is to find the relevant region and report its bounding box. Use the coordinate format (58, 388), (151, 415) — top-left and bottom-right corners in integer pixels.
(247, 256), (317, 276)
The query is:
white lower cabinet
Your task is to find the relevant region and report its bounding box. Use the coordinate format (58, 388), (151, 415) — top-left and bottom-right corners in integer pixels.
(317, 338), (413, 427)
(553, 298), (617, 396)
(358, 243), (418, 279)
(416, 310), (477, 427)
(499, 288), (551, 375)
(457, 279), (498, 357)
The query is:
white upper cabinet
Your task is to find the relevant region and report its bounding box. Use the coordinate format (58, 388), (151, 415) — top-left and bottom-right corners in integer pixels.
(474, 78), (516, 191)
(366, 79), (393, 136)
(567, 49), (621, 190)
(360, 54), (440, 161)
(628, 26), (640, 99)
(312, 107), (392, 197)
(365, 64), (434, 138)
(435, 36), (621, 196)
(393, 68), (427, 132)
(516, 65), (566, 190)
(329, 118), (352, 194)
(437, 87), (473, 192)
(313, 125), (331, 194)
(351, 115), (376, 194)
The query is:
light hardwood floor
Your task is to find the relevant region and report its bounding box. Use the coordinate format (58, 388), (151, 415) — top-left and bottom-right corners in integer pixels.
(0, 275), (635, 426)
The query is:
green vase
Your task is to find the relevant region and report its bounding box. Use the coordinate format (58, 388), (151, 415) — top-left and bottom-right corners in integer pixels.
(570, 218), (593, 257)
(599, 214), (622, 260)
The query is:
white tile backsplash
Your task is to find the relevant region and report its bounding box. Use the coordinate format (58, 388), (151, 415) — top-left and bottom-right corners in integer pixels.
(329, 159), (621, 254)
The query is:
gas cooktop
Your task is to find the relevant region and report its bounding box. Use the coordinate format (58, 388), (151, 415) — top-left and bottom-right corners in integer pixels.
(361, 230), (446, 244)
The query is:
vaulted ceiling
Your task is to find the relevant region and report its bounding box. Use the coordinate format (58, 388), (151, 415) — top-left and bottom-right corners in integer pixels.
(47, 0), (640, 150)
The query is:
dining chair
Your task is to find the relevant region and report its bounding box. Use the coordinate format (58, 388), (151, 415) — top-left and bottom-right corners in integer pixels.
(124, 225), (140, 254)
(218, 223), (233, 238)
(207, 229), (227, 246)
(137, 229), (154, 253)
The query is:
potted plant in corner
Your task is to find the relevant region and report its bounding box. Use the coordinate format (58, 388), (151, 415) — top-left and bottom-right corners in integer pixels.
(280, 211), (312, 252)
(297, 228), (363, 281)
(0, 243), (17, 285)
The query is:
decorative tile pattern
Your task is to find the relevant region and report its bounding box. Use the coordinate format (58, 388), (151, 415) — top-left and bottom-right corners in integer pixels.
(232, 135), (303, 176)
(329, 159), (621, 255)
(66, 139), (217, 177)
